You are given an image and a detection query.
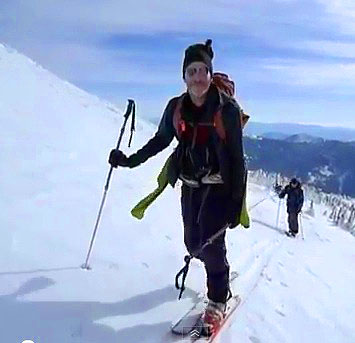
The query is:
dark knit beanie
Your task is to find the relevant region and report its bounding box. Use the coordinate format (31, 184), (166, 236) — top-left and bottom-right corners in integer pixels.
(182, 39), (214, 78)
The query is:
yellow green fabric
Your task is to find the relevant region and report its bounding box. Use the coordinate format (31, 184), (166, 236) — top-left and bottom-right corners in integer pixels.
(131, 155), (250, 229)
(131, 155), (171, 220)
(239, 190), (250, 228)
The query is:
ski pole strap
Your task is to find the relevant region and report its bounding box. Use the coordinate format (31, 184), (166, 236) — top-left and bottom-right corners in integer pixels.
(175, 255), (192, 300)
(175, 224), (229, 300)
(128, 101), (136, 148)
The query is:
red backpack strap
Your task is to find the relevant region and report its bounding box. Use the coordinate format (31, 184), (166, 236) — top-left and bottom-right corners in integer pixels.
(174, 93), (249, 142)
(172, 95), (185, 138)
(213, 107), (248, 142)
(213, 110), (227, 142)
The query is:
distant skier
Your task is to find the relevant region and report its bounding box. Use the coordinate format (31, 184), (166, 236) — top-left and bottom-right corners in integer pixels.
(278, 178), (304, 237)
(108, 39), (247, 335)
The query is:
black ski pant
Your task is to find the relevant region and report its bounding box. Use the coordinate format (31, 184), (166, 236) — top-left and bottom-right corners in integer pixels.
(287, 212), (299, 234)
(181, 183), (231, 303)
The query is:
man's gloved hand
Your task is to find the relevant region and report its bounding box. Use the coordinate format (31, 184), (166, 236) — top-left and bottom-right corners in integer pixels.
(108, 149), (130, 168)
(274, 184), (282, 194)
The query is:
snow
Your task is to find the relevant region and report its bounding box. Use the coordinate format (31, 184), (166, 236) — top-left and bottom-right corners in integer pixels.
(1, 43), (354, 343)
(319, 165), (334, 177)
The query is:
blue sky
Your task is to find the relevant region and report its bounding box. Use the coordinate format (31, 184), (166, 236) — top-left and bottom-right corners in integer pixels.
(1, 0), (355, 128)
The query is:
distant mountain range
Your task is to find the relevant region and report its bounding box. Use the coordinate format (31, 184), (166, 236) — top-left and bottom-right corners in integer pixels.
(244, 136), (355, 197)
(284, 133), (324, 144)
(261, 133), (324, 144)
(245, 122), (355, 142)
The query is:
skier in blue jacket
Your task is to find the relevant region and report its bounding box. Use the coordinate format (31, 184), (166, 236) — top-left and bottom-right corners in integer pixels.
(279, 178), (304, 237)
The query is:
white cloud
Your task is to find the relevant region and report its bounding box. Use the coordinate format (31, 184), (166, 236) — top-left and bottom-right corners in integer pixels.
(0, 0), (331, 43)
(298, 40), (355, 59)
(0, 1), (244, 36)
(261, 59), (355, 89)
(316, 0), (355, 34)
(34, 42), (180, 85)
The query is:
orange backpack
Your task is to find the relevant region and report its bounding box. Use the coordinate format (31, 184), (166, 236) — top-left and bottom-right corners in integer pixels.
(173, 72), (249, 142)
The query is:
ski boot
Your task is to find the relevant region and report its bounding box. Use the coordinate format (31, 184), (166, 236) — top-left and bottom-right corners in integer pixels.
(201, 300), (226, 336)
(286, 230), (297, 238)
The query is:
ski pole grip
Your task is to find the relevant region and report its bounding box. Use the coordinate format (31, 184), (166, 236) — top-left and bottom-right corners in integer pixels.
(124, 99), (135, 119)
(115, 99), (135, 150)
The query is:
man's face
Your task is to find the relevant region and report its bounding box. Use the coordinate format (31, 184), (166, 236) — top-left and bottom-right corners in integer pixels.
(291, 182), (297, 188)
(184, 62), (212, 98)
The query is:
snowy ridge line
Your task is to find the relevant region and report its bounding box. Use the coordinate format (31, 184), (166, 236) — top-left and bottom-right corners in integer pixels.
(0, 42), (122, 117)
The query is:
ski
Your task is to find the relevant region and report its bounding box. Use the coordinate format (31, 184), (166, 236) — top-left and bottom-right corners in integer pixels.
(171, 271), (239, 341)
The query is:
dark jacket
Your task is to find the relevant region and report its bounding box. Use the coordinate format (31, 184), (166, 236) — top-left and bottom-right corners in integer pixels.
(127, 84), (246, 221)
(279, 183), (304, 213)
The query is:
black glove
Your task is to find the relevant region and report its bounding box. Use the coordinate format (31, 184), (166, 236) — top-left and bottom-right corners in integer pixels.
(108, 149), (129, 168)
(274, 184), (282, 194)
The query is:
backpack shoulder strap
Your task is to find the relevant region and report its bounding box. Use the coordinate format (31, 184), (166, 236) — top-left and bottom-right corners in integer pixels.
(213, 110), (227, 142)
(213, 103), (249, 142)
(172, 95), (185, 138)
(173, 93), (249, 142)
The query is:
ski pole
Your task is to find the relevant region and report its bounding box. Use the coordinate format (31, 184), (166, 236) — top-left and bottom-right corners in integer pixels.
(276, 198), (281, 230)
(299, 212), (305, 240)
(81, 99), (136, 270)
(249, 197), (269, 211)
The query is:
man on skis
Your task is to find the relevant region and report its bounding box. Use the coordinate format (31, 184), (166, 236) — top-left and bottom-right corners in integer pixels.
(278, 178), (304, 237)
(108, 39), (246, 335)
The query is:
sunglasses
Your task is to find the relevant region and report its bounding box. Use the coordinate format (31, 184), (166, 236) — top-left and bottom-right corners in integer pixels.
(185, 65), (209, 78)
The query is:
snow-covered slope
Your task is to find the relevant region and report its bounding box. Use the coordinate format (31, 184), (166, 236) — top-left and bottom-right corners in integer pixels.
(1, 43), (354, 343)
